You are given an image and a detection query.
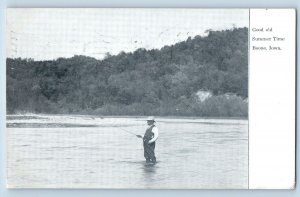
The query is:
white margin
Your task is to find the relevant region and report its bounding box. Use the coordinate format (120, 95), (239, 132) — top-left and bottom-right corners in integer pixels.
(249, 8), (296, 189)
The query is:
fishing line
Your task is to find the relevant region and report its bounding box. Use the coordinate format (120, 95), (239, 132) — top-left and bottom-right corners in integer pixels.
(118, 127), (142, 138)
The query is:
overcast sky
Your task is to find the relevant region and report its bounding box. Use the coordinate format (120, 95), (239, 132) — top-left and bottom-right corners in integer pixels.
(7, 8), (249, 60)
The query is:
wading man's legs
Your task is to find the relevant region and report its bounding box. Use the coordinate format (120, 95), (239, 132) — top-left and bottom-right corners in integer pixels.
(143, 142), (156, 163)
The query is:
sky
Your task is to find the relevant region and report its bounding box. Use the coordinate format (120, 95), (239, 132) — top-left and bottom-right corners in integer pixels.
(6, 8), (249, 60)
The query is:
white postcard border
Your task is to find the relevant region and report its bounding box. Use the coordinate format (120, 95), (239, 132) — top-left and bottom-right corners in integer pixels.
(249, 8), (296, 189)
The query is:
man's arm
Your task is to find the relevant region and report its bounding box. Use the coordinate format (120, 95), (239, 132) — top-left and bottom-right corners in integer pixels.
(148, 127), (158, 144)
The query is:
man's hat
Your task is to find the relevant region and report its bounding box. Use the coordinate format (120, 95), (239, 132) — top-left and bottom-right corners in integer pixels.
(146, 116), (155, 122)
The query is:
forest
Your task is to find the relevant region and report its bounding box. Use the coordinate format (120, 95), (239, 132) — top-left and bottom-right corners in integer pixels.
(7, 27), (248, 117)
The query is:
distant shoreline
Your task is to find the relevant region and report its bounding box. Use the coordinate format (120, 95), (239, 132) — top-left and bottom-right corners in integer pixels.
(6, 113), (248, 120)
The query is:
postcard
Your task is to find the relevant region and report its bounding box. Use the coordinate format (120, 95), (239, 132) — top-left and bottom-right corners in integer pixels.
(5, 8), (296, 189)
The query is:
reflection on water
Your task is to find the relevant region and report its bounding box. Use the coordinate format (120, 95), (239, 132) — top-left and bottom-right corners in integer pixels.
(7, 115), (248, 189)
(142, 163), (157, 185)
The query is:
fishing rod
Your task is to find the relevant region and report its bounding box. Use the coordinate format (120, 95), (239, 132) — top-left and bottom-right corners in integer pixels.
(118, 127), (143, 139)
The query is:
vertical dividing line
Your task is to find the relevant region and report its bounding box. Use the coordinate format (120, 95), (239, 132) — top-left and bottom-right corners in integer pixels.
(248, 8), (250, 190)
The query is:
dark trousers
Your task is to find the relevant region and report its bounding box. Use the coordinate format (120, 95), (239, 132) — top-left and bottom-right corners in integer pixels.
(143, 141), (156, 163)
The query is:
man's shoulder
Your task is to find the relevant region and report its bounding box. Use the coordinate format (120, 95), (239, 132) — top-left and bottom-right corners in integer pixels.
(152, 125), (158, 131)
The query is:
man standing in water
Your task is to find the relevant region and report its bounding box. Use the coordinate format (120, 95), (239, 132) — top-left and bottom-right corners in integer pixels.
(137, 116), (159, 163)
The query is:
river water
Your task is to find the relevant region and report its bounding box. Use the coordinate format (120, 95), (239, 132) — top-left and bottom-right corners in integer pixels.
(7, 114), (248, 189)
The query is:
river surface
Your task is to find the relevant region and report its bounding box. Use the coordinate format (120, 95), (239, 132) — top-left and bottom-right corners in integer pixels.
(7, 114), (248, 189)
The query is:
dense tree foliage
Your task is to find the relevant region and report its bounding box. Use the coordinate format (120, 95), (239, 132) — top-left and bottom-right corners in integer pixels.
(7, 27), (248, 117)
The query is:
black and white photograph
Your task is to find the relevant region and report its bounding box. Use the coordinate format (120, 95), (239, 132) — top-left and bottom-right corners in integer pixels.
(6, 8), (249, 189)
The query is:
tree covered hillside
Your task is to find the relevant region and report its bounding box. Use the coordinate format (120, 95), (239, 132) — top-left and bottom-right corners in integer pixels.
(7, 27), (248, 117)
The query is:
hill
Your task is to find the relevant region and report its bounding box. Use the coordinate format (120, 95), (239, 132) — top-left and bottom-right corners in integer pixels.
(7, 27), (248, 117)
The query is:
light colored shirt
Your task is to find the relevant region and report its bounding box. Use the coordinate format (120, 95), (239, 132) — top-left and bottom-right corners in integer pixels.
(148, 125), (159, 143)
